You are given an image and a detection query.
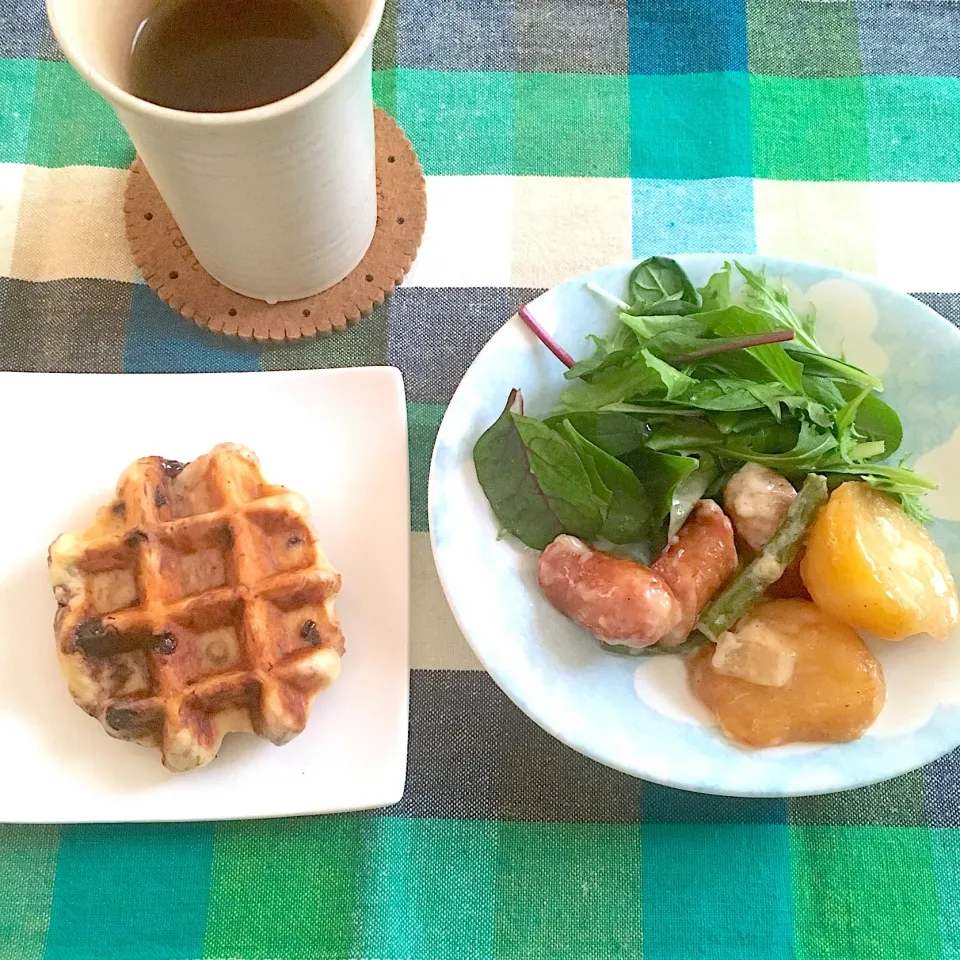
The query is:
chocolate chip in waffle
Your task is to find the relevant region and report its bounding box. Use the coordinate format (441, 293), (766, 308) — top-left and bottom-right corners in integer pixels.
(48, 443), (344, 771)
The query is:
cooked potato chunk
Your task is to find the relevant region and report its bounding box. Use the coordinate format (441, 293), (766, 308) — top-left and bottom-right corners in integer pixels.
(688, 599), (884, 747)
(801, 482), (959, 641)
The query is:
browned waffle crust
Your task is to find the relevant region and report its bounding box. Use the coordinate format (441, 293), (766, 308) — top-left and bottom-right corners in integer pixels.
(48, 443), (344, 771)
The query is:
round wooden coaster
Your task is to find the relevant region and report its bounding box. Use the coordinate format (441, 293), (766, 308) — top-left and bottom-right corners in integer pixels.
(124, 108), (426, 341)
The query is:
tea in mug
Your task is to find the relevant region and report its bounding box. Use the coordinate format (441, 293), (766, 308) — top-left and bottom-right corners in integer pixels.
(129, 0), (348, 113)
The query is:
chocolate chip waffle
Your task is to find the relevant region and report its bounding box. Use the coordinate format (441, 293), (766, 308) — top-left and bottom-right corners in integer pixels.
(48, 443), (344, 771)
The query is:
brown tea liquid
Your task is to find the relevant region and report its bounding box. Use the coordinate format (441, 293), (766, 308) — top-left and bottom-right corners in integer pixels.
(129, 0), (348, 113)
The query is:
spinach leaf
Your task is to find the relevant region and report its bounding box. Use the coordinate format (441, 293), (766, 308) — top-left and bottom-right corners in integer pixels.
(545, 411), (650, 457)
(473, 390), (606, 549)
(682, 368), (830, 425)
(623, 312), (801, 369)
(681, 409), (797, 448)
(681, 380), (769, 412)
(560, 424), (613, 508)
(644, 410), (795, 455)
(626, 257), (701, 316)
(564, 330), (637, 381)
(802, 375), (846, 410)
(627, 449), (700, 532)
(642, 418), (726, 452)
(558, 421), (652, 544)
(741, 420), (802, 454)
(722, 421), (838, 474)
(602, 402), (707, 417)
(557, 350), (695, 412)
(857, 395), (902, 456)
(817, 386), (902, 468)
(513, 415), (608, 539)
(696, 305), (804, 392)
(564, 335), (618, 381)
(678, 378), (798, 414)
(836, 384), (903, 457)
(834, 387), (871, 449)
(644, 330), (717, 362)
(713, 409), (773, 435)
(557, 356), (663, 411)
(620, 314), (706, 341)
(789, 348), (884, 393)
(691, 350), (777, 385)
(564, 347), (635, 384)
(643, 350), (697, 399)
(474, 391), (565, 549)
(792, 398), (834, 429)
(609, 323), (638, 351)
(699, 262), (732, 312)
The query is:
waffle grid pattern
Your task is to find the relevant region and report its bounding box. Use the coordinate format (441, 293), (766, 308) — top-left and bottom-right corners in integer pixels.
(50, 444), (344, 771)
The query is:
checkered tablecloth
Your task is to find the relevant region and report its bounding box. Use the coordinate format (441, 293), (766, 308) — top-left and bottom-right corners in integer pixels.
(4, 0), (960, 957)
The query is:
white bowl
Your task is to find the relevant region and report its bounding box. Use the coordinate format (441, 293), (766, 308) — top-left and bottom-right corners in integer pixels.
(429, 254), (960, 797)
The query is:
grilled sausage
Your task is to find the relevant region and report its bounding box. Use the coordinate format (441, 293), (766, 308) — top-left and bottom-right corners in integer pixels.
(537, 535), (682, 648)
(651, 499), (738, 645)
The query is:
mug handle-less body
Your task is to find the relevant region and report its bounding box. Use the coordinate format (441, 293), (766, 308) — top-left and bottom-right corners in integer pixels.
(46, 0), (385, 303)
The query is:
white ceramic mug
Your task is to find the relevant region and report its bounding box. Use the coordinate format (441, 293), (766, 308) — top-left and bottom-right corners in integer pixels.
(47, 0), (384, 303)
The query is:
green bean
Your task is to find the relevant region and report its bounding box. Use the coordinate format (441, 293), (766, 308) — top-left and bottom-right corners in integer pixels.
(696, 474), (829, 641)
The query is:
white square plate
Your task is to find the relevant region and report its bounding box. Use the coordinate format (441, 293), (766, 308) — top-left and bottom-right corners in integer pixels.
(0, 367), (410, 823)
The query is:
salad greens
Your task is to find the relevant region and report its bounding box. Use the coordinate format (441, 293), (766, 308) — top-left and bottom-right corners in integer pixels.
(473, 258), (934, 551)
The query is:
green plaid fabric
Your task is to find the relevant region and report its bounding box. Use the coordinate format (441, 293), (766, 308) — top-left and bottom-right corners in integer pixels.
(3, 0), (960, 957)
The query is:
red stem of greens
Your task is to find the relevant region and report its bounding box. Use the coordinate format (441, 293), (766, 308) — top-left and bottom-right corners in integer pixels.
(518, 304), (575, 369)
(518, 304), (793, 371)
(671, 329), (794, 364)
